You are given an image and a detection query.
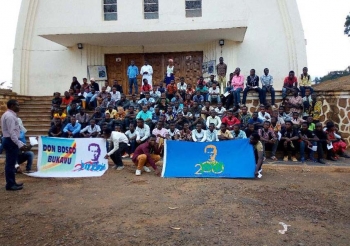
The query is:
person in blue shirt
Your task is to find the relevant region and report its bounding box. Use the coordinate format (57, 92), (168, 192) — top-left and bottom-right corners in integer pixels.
(136, 106), (153, 123)
(248, 112), (263, 130)
(193, 91), (204, 104)
(127, 60), (139, 95)
(63, 116), (81, 138)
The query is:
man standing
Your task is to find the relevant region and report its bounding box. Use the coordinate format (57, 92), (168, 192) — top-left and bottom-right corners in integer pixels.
(1, 100), (28, 190)
(216, 57), (227, 94)
(132, 135), (161, 176)
(140, 61), (153, 87)
(103, 128), (129, 170)
(260, 68), (276, 107)
(127, 60), (139, 95)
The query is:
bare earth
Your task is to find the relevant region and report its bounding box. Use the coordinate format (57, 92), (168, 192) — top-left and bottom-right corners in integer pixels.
(0, 162), (349, 246)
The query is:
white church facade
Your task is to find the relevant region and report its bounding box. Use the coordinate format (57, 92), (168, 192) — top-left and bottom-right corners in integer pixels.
(13, 0), (307, 96)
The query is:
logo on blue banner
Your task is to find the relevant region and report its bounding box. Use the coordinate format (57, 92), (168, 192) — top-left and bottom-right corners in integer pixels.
(162, 139), (256, 179)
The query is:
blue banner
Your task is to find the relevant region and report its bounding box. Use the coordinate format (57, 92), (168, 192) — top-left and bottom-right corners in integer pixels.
(162, 139), (256, 179)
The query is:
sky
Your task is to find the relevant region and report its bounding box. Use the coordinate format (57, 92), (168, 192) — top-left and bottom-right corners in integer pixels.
(0, 0), (349, 87)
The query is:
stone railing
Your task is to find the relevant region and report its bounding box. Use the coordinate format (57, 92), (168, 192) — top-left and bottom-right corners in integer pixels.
(243, 90), (350, 145)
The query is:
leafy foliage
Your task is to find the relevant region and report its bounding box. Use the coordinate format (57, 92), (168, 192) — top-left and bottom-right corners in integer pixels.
(345, 13), (350, 36)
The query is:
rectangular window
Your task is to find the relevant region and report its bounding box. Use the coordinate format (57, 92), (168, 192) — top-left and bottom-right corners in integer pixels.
(185, 0), (202, 17)
(144, 0), (159, 19)
(103, 0), (117, 21)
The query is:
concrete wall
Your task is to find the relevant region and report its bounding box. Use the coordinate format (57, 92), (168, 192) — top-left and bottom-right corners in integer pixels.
(13, 0), (307, 96)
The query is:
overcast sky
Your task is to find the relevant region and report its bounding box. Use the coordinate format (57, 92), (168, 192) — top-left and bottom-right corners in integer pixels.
(0, 0), (349, 85)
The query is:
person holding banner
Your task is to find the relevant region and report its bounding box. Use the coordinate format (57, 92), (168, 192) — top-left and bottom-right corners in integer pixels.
(132, 135), (161, 176)
(103, 128), (129, 171)
(1, 100), (28, 191)
(249, 133), (264, 178)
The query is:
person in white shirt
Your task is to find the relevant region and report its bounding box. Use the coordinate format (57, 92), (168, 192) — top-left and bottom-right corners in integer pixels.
(258, 105), (271, 122)
(102, 128), (129, 170)
(104, 81), (111, 93)
(192, 123), (207, 142)
(110, 87), (121, 102)
(150, 87), (161, 101)
(206, 123), (219, 142)
(124, 123), (139, 157)
(80, 119), (101, 138)
(208, 84), (221, 103)
(214, 102), (226, 119)
(177, 77), (187, 99)
(136, 118), (151, 144)
(206, 110), (222, 130)
(167, 122), (180, 140)
(140, 61), (153, 87)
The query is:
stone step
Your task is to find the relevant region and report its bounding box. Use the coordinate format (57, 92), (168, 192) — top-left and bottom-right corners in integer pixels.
(25, 130), (49, 136)
(20, 116), (51, 122)
(21, 118), (52, 123)
(21, 100), (52, 104)
(21, 104), (52, 109)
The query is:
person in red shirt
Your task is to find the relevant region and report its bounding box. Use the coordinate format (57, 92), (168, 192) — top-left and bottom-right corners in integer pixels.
(132, 135), (162, 176)
(221, 110), (241, 131)
(62, 91), (73, 107)
(282, 71), (298, 100)
(186, 84), (195, 97)
(166, 80), (178, 100)
(140, 79), (152, 99)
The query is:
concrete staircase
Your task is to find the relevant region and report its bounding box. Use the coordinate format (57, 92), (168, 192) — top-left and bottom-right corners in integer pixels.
(17, 96), (53, 154)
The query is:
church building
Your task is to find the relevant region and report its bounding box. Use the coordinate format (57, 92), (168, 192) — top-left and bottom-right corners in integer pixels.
(13, 0), (307, 95)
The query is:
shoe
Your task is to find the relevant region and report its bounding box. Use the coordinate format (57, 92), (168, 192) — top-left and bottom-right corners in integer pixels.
(135, 169), (141, 176)
(130, 153), (134, 159)
(6, 185), (23, 191)
(283, 156), (288, 162)
(271, 156), (278, 161)
(143, 166), (151, 173)
(263, 157), (266, 162)
(309, 157), (316, 162)
(116, 166), (124, 171)
(112, 165), (117, 169)
(328, 156), (337, 161)
(122, 154), (129, 158)
(300, 157), (305, 163)
(15, 182), (24, 187)
(318, 159), (326, 164)
(16, 166), (23, 174)
(23, 170), (34, 174)
(291, 156), (298, 162)
(340, 153), (350, 158)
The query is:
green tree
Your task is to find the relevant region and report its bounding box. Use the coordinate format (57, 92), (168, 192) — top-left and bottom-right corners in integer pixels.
(345, 13), (350, 36)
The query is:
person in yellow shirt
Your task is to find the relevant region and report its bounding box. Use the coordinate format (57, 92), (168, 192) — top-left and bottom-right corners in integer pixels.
(299, 67), (314, 97)
(52, 108), (67, 125)
(105, 105), (118, 119)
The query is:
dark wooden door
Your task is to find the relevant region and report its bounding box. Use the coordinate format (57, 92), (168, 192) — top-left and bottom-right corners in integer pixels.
(105, 52), (203, 93)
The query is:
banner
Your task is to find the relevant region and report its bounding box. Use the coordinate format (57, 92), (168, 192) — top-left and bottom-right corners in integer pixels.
(28, 137), (108, 178)
(162, 139), (256, 179)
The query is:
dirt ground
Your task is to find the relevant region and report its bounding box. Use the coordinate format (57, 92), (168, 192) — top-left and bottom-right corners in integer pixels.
(0, 162), (349, 246)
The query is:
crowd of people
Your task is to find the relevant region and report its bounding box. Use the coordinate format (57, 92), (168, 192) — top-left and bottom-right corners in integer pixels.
(2, 58), (348, 191)
(45, 58), (350, 178)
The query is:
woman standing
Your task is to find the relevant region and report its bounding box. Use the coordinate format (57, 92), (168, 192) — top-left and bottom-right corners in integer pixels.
(165, 59), (175, 86)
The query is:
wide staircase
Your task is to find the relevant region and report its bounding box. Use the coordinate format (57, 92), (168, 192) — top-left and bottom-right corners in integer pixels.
(17, 96), (53, 154)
